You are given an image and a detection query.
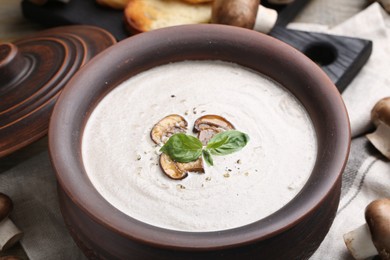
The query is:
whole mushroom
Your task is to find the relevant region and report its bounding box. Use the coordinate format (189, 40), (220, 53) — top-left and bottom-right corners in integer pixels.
(366, 97), (390, 160)
(211, 0), (278, 34)
(343, 198), (390, 259)
(0, 193), (23, 252)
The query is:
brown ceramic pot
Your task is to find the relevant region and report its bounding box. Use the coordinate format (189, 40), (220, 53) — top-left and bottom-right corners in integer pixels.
(49, 24), (350, 260)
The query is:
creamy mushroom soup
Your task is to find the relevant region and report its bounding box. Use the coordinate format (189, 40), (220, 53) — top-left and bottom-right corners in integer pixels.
(82, 60), (317, 232)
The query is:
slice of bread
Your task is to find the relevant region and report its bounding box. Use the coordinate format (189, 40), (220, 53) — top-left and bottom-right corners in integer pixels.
(96, 0), (130, 9)
(124, 0), (212, 33)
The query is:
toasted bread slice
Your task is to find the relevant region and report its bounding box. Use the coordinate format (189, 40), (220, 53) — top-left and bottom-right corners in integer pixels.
(124, 0), (212, 33)
(181, 0), (212, 3)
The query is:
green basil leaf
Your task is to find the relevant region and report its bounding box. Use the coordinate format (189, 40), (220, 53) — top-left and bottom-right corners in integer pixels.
(206, 130), (249, 156)
(202, 149), (213, 166)
(160, 133), (203, 163)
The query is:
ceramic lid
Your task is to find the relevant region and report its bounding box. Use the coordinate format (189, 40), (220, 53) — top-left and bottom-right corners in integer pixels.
(0, 25), (116, 158)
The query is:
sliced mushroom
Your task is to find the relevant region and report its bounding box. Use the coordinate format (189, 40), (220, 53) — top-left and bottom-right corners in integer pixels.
(196, 127), (222, 145)
(160, 154), (188, 180)
(176, 158), (204, 174)
(150, 114), (188, 144)
(152, 115), (204, 179)
(343, 198), (390, 259)
(193, 114), (235, 145)
(160, 154), (204, 180)
(194, 114), (235, 132)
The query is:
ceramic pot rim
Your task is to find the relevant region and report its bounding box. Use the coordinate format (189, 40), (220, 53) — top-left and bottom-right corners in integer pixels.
(49, 24), (350, 250)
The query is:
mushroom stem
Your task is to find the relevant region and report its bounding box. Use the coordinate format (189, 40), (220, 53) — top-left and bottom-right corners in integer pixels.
(366, 123), (390, 159)
(0, 218), (23, 252)
(343, 224), (378, 260)
(253, 5), (278, 33)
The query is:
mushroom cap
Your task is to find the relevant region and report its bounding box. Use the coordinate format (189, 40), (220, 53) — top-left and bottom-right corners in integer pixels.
(211, 0), (260, 29)
(0, 193), (13, 221)
(365, 198), (390, 260)
(150, 114), (188, 144)
(371, 97), (390, 127)
(193, 114), (235, 145)
(159, 153), (189, 180)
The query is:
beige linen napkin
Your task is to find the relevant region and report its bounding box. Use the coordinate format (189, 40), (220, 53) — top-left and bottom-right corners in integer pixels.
(293, 3), (390, 259)
(333, 3), (390, 138)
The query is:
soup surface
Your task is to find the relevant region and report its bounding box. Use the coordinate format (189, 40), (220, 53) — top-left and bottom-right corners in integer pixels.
(82, 60), (317, 231)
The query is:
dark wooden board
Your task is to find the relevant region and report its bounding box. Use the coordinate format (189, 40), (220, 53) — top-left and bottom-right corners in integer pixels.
(270, 27), (372, 90)
(265, 0), (312, 27)
(21, 0), (372, 92)
(21, 0), (129, 40)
